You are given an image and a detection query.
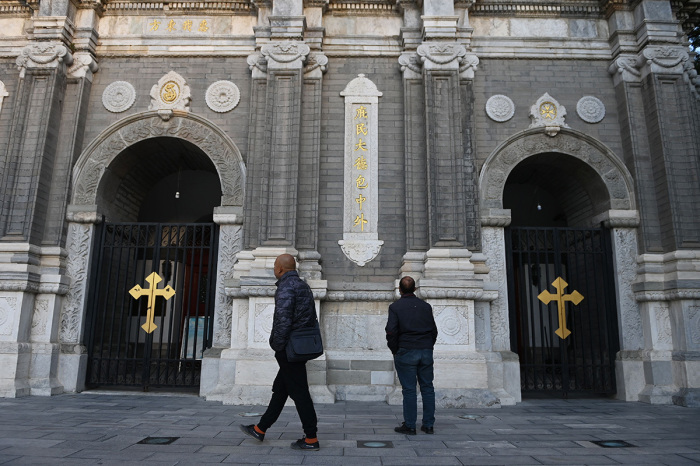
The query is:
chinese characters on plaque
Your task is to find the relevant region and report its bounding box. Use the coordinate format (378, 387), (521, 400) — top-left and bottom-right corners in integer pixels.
(338, 74), (383, 266)
(146, 18), (211, 34)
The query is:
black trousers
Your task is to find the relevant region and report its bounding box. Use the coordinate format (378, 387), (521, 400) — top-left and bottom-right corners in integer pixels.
(257, 351), (318, 438)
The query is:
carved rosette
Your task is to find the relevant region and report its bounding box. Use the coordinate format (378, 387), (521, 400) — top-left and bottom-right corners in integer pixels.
(486, 95), (515, 122)
(576, 96), (605, 123)
(434, 306), (469, 345)
(149, 70), (191, 112)
(529, 92), (569, 137)
(102, 81), (136, 113)
(205, 81), (240, 113)
(16, 43), (73, 76)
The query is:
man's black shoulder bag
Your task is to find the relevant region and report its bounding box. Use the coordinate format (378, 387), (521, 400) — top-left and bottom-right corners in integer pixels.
(286, 319), (324, 362)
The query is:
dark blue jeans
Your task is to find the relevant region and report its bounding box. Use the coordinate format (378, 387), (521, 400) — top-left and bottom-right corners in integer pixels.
(393, 348), (435, 429)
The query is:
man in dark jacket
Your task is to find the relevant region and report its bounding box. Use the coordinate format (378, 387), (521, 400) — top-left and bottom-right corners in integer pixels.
(240, 254), (320, 450)
(386, 276), (438, 435)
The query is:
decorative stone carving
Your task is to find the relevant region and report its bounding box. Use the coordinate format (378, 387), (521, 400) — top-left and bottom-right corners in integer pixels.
(398, 52), (422, 79)
(31, 297), (49, 338)
(338, 74), (383, 266)
(529, 93), (569, 136)
(637, 46), (688, 75)
(417, 43), (466, 69)
(479, 129), (634, 212)
(246, 52), (267, 78)
(0, 297), (17, 336)
(213, 225), (243, 347)
(486, 95), (515, 122)
(689, 306), (700, 347)
(102, 81), (136, 113)
(481, 227), (511, 350)
(253, 303), (274, 343)
(205, 81), (240, 113)
(67, 52), (98, 79)
(434, 306), (469, 345)
(72, 112), (246, 207)
(59, 223), (92, 343)
(0, 81), (8, 114)
(683, 60), (700, 98)
(305, 53), (328, 78)
(149, 70), (191, 113)
(16, 43), (72, 77)
(608, 56), (641, 83)
(261, 41), (310, 69)
(576, 96), (605, 123)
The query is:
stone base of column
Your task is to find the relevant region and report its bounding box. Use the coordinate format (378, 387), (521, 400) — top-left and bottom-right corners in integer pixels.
(615, 351), (645, 401)
(673, 388), (700, 407)
(485, 350), (521, 405)
(29, 343), (63, 395)
(57, 344), (87, 393)
(0, 342), (31, 397)
(638, 350), (677, 404)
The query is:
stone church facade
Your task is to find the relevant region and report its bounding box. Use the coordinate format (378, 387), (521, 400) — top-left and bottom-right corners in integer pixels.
(0, 0), (698, 407)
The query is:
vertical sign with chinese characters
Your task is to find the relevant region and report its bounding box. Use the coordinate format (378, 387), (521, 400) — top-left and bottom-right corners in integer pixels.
(338, 74), (383, 266)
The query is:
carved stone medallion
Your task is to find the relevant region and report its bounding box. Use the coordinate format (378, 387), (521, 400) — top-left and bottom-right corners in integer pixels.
(485, 95), (515, 122)
(529, 92), (569, 136)
(576, 96), (605, 123)
(102, 81), (136, 113)
(149, 71), (191, 112)
(205, 81), (240, 113)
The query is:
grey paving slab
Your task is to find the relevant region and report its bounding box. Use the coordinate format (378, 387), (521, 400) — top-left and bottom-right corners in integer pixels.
(0, 393), (699, 465)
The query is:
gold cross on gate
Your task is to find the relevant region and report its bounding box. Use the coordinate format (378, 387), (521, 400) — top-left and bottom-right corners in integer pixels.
(537, 277), (584, 340)
(129, 272), (175, 333)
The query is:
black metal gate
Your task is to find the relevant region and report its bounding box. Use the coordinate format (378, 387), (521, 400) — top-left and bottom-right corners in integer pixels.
(85, 223), (218, 391)
(505, 226), (620, 396)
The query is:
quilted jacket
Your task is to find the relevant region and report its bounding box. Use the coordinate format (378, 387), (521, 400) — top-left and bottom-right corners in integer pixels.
(269, 270), (317, 353)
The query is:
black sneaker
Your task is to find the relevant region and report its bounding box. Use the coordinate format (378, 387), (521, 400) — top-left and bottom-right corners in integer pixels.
(394, 422), (416, 435)
(421, 425), (434, 434)
(240, 424), (265, 441)
(291, 437), (320, 450)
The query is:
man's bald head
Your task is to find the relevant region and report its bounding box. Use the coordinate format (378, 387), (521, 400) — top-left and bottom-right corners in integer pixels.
(274, 254), (296, 279)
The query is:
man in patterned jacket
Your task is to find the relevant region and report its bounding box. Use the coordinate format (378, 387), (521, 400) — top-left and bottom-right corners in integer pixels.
(240, 254), (320, 451)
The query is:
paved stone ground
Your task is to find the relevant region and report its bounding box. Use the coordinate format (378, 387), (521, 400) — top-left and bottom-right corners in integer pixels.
(0, 392), (698, 465)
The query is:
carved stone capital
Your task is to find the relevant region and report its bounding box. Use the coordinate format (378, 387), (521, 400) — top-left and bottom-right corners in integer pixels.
(16, 43), (73, 77)
(609, 55), (641, 83)
(637, 46), (689, 76)
(417, 42), (466, 70)
(67, 52), (98, 80)
(247, 52), (267, 78)
(338, 239), (384, 267)
(398, 52), (422, 79)
(261, 41), (310, 70)
(304, 52), (328, 78)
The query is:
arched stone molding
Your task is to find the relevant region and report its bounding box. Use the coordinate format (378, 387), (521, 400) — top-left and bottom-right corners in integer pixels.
(479, 127), (642, 402)
(479, 127), (636, 213)
(71, 111), (246, 208)
(59, 111), (246, 393)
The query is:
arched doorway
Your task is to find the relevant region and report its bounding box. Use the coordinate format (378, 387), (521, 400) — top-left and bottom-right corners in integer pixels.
(479, 128), (638, 399)
(59, 112), (246, 393)
(504, 153), (620, 397)
(85, 137), (222, 391)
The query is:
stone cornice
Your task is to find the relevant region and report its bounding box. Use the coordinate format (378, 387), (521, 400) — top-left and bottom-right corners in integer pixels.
(102, 0), (254, 15)
(468, 1), (604, 18)
(327, 0), (399, 14)
(0, 1), (33, 16)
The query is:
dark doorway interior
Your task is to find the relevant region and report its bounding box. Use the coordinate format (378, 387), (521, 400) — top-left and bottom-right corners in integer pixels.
(504, 153), (620, 398)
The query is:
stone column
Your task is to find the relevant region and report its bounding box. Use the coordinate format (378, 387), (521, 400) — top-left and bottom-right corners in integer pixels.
(56, 207), (101, 393)
(481, 209), (521, 404)
(592, 210), (645, 401)
(200, 207), (243, 397)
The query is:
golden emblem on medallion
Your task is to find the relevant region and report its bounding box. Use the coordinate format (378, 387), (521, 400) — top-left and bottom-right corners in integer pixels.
(539, 102), (557, 120)
(161, 81), (180, 103)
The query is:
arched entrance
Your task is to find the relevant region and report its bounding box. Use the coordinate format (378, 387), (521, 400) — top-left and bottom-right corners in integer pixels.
(479, 128), (638, 399)
(58, 112), (245, 393)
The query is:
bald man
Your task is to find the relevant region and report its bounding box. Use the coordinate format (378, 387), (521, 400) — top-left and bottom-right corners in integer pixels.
(240, 254), (320, 451)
